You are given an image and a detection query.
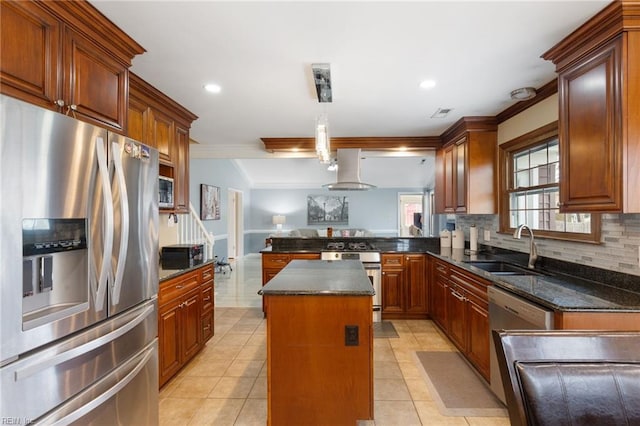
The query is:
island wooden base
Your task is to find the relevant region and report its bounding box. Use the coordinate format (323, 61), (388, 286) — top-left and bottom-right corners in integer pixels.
(265, 295), (373, 425)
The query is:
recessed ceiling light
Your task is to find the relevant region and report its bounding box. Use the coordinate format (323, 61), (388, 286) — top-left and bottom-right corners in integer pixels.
(419, 80), (436, 89)
(204, 83), (221, 94)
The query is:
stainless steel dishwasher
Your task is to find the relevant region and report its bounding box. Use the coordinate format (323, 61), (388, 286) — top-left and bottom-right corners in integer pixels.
(488, 285), (554, 404)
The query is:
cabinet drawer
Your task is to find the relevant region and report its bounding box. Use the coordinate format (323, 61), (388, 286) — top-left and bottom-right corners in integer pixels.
(159, 271), (199, 306)
(433, 259), (450, 275)
(200, 264), (214, 282)
(201, 310), (214, 343)
(201, 282), (214, 313)
(290, 253), (321, 260)
(263, 254), (291, 268)
(449, 268), (489, 301)
(382, 254), (404, 267)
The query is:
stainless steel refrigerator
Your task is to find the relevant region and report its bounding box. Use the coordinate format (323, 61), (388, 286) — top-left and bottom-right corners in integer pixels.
(0, 95), (159, 424)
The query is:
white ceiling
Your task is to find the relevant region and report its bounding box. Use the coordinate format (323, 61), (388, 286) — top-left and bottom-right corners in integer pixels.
(92, 0), (608, 189)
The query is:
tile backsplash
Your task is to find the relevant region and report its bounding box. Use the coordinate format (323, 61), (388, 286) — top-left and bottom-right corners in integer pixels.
(455, 214), (640, 277)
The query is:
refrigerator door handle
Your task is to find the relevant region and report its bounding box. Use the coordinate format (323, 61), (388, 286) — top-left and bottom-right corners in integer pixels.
(14, 304), (154, 381)
(47, 344), (155, 426)
(94, 137), (113, 312)
(109, 141), (129, 305)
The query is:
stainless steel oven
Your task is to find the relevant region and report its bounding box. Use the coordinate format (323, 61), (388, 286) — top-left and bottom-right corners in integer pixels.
(321, 249), (381, 322)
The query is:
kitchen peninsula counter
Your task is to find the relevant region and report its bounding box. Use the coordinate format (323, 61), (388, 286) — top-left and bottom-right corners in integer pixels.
(260, 259), (374, 425)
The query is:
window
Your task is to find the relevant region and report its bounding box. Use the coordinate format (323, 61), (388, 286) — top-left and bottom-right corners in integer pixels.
(499, 122), (600, 243)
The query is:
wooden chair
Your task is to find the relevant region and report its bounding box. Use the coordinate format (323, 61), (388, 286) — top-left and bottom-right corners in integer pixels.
(492, 330), (640, 426)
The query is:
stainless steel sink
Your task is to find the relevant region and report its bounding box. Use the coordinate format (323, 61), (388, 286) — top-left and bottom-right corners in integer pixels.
(464, 261), (542, 276)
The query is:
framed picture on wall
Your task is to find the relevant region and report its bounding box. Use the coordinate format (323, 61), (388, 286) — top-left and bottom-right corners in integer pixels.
(307, 195), (348, 225)
(200, 184), (220, 220)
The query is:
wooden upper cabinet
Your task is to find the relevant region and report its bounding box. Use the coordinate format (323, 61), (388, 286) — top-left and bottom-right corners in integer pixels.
(62, 27), (128, 131)
(454, 141), (467, 213)
(435, 117), (497, 214)
(174, 126), (190, 213)
(543, 1), (640, 213)
(127, 96), (147, 143)
(0, 0), (144, 132)
(150, 107), (175, 165)
(128, 73), (197, 213)
(0, 1), (60, 108)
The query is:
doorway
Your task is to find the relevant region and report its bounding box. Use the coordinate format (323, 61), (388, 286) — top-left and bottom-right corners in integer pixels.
(398, 193), (424, 237)
(227, 189), (244, 259)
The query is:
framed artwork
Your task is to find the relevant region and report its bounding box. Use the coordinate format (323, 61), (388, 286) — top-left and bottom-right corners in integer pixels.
(307, 195), (348, 225)
(200, 184), (220, 220)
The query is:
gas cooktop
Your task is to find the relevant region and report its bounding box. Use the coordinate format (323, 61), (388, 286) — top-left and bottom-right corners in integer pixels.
(325, 241), (377, 252)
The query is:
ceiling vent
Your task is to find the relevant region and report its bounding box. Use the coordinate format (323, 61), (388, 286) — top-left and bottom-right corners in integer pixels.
(311, 63), (332, 103)
(431, 108), (453, 119)
(323, 149), (376, 191)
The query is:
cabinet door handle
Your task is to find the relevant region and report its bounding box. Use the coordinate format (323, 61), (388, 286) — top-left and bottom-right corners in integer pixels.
(203, 296), (211, 302)
(451, 289), (465, 301)
(203, 325), (211, 331)
(176, 285), (184, 289)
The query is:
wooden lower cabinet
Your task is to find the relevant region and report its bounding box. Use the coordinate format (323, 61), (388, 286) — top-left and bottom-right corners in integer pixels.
(382, 253), (428, 319)
(261, 252), (320, 314)
(265, 294), (373, 425)
(159, 263), (215, 387)
(430, 258), (449, 329)
(445, 281), (466, 350)
(429, 255), (490, 381)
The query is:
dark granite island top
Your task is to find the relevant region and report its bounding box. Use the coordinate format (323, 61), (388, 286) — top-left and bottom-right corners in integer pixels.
(259, 259), (374, 296)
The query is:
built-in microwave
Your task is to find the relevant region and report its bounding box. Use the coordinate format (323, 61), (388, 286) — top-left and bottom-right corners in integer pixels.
(159, 176), (174, 209)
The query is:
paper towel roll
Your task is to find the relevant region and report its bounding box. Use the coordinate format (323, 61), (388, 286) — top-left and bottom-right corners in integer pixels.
(452, 229), (465, 249)
(440, 230), (451, 248)
(470, 225), (478, 252)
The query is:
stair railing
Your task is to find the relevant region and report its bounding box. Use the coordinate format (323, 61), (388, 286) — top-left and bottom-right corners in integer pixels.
(177, 203), (215, 260)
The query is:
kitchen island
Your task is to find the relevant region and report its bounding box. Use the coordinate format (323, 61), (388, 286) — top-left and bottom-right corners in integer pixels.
(259, 259), (374, 425)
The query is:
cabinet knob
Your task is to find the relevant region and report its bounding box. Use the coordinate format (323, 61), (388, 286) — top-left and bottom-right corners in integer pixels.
(54, 99), (65, 107)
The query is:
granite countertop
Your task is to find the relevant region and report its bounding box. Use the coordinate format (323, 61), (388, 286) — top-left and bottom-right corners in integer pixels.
(159, 259), (215, 282)
(259, 259), (375, 296)
(431, 249), (640, 312)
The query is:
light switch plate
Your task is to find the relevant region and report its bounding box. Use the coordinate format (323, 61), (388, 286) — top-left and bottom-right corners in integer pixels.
(484, 229), (491, 241)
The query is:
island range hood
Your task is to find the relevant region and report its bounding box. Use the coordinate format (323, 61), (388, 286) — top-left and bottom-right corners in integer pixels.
(324, 148), (376, 191)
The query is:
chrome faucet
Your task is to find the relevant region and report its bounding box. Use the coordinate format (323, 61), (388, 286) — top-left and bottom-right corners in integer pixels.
(513, 224), (538, 269)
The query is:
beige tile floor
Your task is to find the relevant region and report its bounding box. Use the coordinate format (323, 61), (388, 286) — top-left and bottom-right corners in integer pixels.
(159, 255), (510, 425)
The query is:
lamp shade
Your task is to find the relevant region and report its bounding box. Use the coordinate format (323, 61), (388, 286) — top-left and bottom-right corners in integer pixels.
(272, 215), (286, 225)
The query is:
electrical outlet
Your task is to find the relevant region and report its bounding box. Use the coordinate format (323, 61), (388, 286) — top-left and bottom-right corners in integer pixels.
(345, 325), (359, 346)
(484, 229), (491, 241)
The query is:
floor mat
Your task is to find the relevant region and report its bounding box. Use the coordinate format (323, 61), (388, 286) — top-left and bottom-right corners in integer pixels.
(373, 321), (399, 338)
(415, 351), (507, 417)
